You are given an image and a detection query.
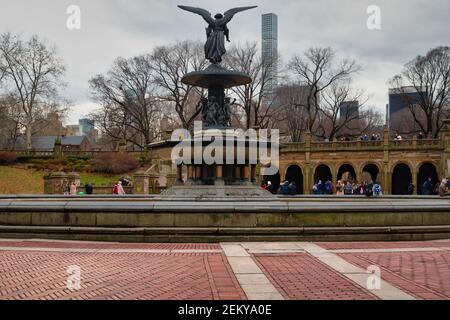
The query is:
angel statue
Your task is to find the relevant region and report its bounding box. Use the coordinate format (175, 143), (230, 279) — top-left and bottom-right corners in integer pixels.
(178, 5), (257, 64)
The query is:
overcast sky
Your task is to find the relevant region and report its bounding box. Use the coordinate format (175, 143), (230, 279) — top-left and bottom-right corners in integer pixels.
(0, 0), (448, 124)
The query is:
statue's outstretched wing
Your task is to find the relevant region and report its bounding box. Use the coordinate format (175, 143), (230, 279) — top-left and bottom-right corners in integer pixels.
(178, 5), (214, 25)
(223, 6), (257, 24)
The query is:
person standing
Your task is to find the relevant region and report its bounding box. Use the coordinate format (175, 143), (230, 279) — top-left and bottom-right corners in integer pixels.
(113, 181), (126, 195)
(336, 181), (344, 196)
(289, 182), (297, 196)
(63, 179), (70, 196)
(69, 182), (77, 196)
(439, 179), (448, 196)
(422, 178), (434, 195)
(373, 182), (382, 197)
(267, 181), (276, 194)
(317, 180), (325, 195)
(325, 180), (333, 195)
(344, 182), (353, 195)
(408, 182), (415, 195)
(85, 183), (93, 195)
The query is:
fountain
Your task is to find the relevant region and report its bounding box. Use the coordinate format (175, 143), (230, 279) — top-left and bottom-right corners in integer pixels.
(161, 5), (275, 199)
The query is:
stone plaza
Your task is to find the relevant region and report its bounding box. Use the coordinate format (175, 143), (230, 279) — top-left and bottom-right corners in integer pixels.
(0, 239), (449, 300)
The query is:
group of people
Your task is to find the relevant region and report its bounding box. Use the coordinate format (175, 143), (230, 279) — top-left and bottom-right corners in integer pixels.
(261, 181), (297, 195)
(62, 176), (131, 196)
(113, 177), (131, 195)
(312, 180), (335, 195)
(313, 180), (382, 197)
(360, 134), (382, 142)
(63, 181), (78, 196)
(419, 177), (449, 196)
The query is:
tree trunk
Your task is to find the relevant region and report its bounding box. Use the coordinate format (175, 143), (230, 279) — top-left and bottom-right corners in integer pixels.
(26, 125), (32, 151)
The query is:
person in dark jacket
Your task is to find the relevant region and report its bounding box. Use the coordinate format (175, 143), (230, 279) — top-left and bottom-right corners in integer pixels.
(84, 183), (93, 195)
(289, 182), (297, 195)
(422, 178), (434, 195)
(279, 181), (290, 195)
(408, 182), (415, 195)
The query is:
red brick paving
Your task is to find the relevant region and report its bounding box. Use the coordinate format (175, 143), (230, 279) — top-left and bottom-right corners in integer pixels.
(0, 250), (245, 300)
(318, 241), (450, 250)
(253, 253), (378, 300)
(0, 241), (220, 250)
(1, 240), (450, 300)
(338, 251), (450, 300)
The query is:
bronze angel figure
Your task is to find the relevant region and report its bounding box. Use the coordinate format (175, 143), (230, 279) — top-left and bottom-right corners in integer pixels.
(178, 5), (257, 64)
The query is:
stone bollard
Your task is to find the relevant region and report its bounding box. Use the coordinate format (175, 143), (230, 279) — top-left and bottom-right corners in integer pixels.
(148, 174), (160, 194)
(44, 172), (71, 195)
(166, 173), (178, 189)
(133, 172), (150, 194)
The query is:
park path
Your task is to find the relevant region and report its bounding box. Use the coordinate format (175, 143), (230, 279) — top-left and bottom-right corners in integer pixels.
(0, 239), (449, 300)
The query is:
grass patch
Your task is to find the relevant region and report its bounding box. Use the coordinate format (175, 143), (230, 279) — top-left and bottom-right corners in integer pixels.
(0, 166), (131, 194)
(0, 166), (45, 194)
(79, 173), (127, 186)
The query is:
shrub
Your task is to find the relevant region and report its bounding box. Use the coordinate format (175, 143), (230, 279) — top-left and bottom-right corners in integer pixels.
(0, 151), (18, 165)
(90, 152), (140, 174)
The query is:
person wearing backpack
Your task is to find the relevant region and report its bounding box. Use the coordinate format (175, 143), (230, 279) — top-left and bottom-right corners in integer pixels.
(344, 182), (353, 195)
(373, 182), (382, 197)
(325, 181), (333, 195)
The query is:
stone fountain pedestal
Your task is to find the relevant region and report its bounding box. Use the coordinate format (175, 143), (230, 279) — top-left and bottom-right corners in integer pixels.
(161, 63), (274, 199)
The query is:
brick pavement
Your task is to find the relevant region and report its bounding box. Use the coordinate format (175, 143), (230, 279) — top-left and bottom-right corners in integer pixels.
(0, 239), (448, 300)
(338, 251), (450, 300)
(253, 253), (378, 300)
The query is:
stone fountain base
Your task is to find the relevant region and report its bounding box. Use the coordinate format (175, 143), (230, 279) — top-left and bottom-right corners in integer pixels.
(160, 185), (275, 201)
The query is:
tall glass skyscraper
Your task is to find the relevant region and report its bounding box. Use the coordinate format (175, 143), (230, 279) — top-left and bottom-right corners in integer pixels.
(262, 13), (278, 96)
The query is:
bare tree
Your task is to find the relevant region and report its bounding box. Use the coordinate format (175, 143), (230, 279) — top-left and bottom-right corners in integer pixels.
(224, 42), (282, 129)
(275, 83), (308, 142)
(0, 32), (66, 151)
(89, 55), (165, 150)
(316, 81), (369, 140)
(151, 41), (207, 130)
(391, 46), (450, 138)
(288, 47), (359, 133)
(0, 93), (22, 150)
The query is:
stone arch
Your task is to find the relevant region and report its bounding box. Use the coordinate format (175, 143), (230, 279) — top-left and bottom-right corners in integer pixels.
(417, 162), (439, 195)
(314, 164), (333, 184)
(337, 163), (357, 182)
(392, 162), (413, 195)
(361, 162), (381, 184)
(285, 165), (304, 194)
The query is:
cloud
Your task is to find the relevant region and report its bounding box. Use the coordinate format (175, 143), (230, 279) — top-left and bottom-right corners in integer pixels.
(0, 0), (448, 124)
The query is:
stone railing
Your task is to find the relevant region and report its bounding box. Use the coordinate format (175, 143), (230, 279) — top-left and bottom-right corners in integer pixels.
(283, 138), (444, 153)
(11, 150), (144, 158)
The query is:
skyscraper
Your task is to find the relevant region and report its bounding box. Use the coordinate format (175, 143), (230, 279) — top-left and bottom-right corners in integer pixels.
(262, 13), (278, 96)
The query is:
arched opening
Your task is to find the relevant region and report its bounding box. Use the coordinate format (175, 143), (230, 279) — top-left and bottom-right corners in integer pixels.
(417, 163), (439, 195)
(392, 164), (412, 195)
(285, 165), (304, 194)
(263, 171), (280, 194)
(362, 164), (380, 184)
(314, 165), (332, 184)
(337, 164), (356, 183)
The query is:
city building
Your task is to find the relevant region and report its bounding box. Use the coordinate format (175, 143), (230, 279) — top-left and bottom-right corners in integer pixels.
(388, 86), (426, 133)
(31, 136), (92, 152)
(79, 118), (95, 135)
(261, 13), (278, 96)
(64, 125), (83, 137)
(339, 101), (360, 119)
